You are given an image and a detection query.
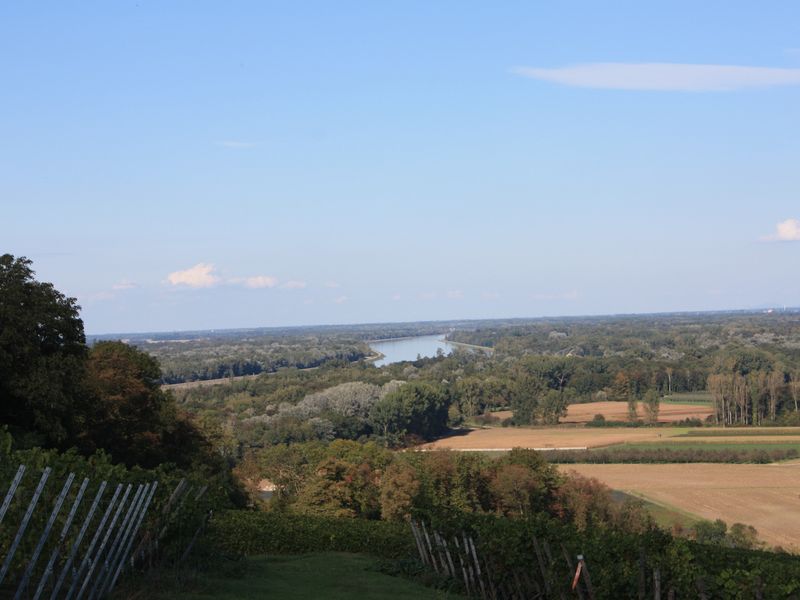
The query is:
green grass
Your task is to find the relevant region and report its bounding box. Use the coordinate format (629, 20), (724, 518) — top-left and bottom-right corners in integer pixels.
(661, 391), (713, 405)
(611, 441), (800, 451)
(678, 428), (800, 437)
(611, 490), (699, 531)
(140, 553), (461, 600)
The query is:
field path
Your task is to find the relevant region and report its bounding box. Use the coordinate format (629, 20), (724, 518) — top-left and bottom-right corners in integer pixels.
(561, 463), (800, 549)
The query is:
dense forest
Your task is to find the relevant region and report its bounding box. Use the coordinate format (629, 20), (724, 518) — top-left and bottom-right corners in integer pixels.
(169, 311), (800, 453)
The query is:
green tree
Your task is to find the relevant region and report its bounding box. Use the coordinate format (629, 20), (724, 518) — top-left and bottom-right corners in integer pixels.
(489, 464), (544, 517)
(84, 340), (201, 468)
(0, 254), (88, 446)
(369, 382), (449, 441)
(643, 389), (660, 424)
(379, 461), (420, 521)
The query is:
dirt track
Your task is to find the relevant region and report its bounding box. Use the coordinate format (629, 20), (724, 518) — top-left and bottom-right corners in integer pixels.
(561, 463), (800, 549)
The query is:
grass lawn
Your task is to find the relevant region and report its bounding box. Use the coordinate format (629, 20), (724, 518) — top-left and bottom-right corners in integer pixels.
(145, 553), (460, 600)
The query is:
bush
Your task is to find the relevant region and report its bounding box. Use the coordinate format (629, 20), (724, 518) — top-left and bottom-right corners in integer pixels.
(205, 510), (415, 559)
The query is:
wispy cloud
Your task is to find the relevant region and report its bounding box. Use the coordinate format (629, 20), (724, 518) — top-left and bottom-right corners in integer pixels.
(482, 291), (500, 300)
(281, 280), (307, 290)
(243, 275), (278, 289)
(512, 63), (800, 91)
(167, 263), (220, 288)
(332, 295), (348, 304)
(217, 140), (256, 149)
(446, 290), (464, 300)
(763, 218), (800, 242)
(112, 279), (137, 291)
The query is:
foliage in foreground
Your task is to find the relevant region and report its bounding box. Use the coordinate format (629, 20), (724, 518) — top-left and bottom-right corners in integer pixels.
(205, 510), (414, 559)
(202, 508), (800, 599)
(115, 552), (460, 600)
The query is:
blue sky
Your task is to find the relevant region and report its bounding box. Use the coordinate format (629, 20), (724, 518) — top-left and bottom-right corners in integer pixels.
(2, 2), (799, 333)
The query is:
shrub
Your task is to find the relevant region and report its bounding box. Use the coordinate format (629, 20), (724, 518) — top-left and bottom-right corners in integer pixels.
(205, 510), (414, 559)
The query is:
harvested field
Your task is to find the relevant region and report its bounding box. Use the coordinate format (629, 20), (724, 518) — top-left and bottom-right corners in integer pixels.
(423, 427), (685, 450)
(424, 426), (800, 451)
(561, 463), (800, 549)
(489, 401), (712, 424)
(563, 401), (713, 423)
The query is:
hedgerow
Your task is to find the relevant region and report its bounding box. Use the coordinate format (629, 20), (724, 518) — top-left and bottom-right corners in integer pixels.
(204, 510), (414, 559)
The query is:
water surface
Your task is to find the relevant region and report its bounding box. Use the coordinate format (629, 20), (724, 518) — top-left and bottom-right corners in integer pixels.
(369, 334), (454, 367)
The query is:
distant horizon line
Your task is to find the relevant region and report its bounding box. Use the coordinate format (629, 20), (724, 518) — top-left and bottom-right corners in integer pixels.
(86, 305), (799, 339)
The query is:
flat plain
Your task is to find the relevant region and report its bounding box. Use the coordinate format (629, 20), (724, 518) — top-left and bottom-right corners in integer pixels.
(561, 462), (800, 549)
(561, 400), (713, 423)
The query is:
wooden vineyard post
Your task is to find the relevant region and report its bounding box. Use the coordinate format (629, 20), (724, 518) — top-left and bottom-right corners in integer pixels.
(50, 481), (110, 600)
(420, 522), (439, 574)
(454, 536), (474, 596)
(410, 521), (428, 567)
(33, 477), (91, 600)
(0, 465), (26, 526)
(468, 536), (487, 600)
(561, 545), (585, 600)
(532, 536), (553, 597)
(0, 467), (52, 586)
(542, 539), (567, 600)
(576, 555), (595, 600)
(653, 567), (661, 600)
(13, 473), (76, 599)
(437, 532), (457, 579)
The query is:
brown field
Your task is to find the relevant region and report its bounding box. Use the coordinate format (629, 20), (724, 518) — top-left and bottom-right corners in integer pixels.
(424, 426), (682, 450)
(163, 373), (262, 391)
(424, 424), (800, 451)
(561, 463), (800, 549)
(489, 401), (712, 425)
(562, 401), (713, 423)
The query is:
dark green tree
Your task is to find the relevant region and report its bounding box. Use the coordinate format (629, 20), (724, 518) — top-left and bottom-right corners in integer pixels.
(0, 254), (88, 446)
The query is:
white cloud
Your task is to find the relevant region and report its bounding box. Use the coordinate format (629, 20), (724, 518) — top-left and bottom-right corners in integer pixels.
(763, 218), (800, 242)
(391, 294), (402, 301)
(243, 275), (278, 289)
(332, 295), (348, 304)
(446, 290), (464, 300)
(112, 279), (137, 291)
(217, 140), (256, 148)
(482, 291), (500, 300)
(167, 263), (220, 288)
(512, 63), (800, 91)
(281, 280), (307, 290)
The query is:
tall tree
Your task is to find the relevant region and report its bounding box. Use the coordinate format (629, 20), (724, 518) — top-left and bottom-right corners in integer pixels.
(0, 254), (88, 445)
(642, 389), (660, 424)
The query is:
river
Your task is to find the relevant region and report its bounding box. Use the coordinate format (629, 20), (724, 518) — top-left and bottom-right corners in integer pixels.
(369, 334), (456, 367)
